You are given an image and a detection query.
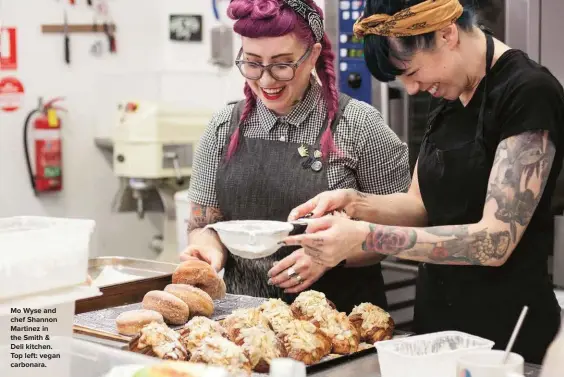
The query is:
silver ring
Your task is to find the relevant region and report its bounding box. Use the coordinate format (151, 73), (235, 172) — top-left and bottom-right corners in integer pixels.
(294, 274), (302, 283)
(287, 267), (297, 278)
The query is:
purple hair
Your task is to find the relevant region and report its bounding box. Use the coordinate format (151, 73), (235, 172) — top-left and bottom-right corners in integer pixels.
(225, 0), (340, 161)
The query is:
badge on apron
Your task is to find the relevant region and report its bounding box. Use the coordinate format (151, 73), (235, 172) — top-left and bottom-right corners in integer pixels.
(298, 145), (322, 172)
(311, 160), (322, 172)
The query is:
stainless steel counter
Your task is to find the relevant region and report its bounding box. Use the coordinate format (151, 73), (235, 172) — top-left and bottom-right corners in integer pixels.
(73, 333), (543, 377)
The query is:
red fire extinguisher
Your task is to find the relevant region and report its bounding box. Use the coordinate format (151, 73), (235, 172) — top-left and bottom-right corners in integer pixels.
(23, 97), (66, 195)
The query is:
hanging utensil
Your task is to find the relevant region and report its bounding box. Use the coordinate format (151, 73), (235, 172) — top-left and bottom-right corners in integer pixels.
(90, 15), (103, 56)
(63, 11), (70, 64)
(103, 22), (116, 53)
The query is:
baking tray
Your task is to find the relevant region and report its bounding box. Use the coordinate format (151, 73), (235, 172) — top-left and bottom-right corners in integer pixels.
(73, 293), (267, 341)
(305, 329), (412, 375)
(76, 257), (178, 314)
(75, 298), (410, 375)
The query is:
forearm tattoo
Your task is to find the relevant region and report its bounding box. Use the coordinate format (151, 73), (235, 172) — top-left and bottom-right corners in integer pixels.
(187, 203), (224, 232)
(361, 221), (511, 266)
(360, 130), (555, 266)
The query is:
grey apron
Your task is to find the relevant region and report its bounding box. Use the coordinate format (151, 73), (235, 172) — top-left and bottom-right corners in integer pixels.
(215, 93), (388, 313)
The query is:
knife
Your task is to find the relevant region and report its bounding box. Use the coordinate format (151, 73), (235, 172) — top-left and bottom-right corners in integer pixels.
(63, 11), (70, 64)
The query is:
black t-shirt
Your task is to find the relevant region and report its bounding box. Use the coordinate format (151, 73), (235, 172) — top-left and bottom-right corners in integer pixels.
(430, 48), (564, 224)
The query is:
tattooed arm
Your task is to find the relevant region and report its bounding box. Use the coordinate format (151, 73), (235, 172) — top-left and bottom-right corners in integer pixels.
(287, 130), (556, 268)
(183, 202), (227, 270)
(358, 130), (556, 266)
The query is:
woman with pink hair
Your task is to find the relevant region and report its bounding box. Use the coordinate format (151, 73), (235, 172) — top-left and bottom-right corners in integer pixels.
(182, 0), (411, 312)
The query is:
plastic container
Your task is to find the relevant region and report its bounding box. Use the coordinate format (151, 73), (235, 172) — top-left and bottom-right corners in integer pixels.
(0, 336), (158, 377)
(174, 189), (190, 253)
(206, 220), (293, 259)
(375, 331), (495, 377)
(539, 322), (564, 377)
(0, 216), (95, 300)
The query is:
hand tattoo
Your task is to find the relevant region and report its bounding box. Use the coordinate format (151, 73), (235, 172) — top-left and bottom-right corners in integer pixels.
(187, 203), (224, 232)
(486, 130), (555, 242)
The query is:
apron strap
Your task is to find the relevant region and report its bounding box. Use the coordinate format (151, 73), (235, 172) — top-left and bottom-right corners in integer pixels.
(313, 93), (352, 148)
(228, 99), (246, 136)
(221, 99), (247, 155)
(476, 33), (495, 140)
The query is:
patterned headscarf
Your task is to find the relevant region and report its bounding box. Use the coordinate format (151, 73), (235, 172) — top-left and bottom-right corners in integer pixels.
(353, 0), (463, 38)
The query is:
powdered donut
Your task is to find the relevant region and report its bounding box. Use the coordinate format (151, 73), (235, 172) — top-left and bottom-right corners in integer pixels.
(172, 259), (226, 300)
(115, 309), (164, 336)
(164, 284), (214, 318)
(142, 290), (190, 325)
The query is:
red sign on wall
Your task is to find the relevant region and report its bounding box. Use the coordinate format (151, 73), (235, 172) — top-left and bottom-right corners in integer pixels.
(0, 27), (18, 70)
(0, 76), (25, 112)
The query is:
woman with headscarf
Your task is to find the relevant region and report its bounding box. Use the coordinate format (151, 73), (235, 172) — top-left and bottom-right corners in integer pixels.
(284, 0), (564, 363)
(181, 0), (412, 313)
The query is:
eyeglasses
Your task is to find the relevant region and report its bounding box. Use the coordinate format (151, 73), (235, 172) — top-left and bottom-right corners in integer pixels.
(235, 47), (312, 81)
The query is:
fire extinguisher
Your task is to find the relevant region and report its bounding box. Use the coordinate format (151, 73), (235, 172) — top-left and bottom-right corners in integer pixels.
(23, 97), (66, 195)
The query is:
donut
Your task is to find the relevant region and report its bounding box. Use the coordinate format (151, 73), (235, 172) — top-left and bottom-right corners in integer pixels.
(164, 284), (214, 318)
(172, 259), (226, 300)
(142, 290), (190, 325)
(115, 309), (164, 336)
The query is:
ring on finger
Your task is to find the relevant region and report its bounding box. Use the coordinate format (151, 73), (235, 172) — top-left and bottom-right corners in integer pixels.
(287, 267), (297, 278)
(294, 274), (303, 283)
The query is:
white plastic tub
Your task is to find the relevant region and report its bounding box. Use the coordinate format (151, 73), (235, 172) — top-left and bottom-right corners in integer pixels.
(0, 336), (158, 377)
(174, 189), (190, 253)
(0, 216), (95, 299)
(375, 331), (495, 377)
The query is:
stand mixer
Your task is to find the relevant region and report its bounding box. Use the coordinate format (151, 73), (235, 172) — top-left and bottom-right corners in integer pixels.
(110, 101), (211, 262)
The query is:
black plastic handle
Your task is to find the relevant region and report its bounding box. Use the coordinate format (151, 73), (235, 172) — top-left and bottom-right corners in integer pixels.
(64, 36), (70, 64)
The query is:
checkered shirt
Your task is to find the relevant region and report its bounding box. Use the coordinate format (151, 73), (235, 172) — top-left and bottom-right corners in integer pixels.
(188, 79), (412, 207)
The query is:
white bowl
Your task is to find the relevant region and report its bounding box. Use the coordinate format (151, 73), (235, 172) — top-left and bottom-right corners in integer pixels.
(206, 220), (294, 259)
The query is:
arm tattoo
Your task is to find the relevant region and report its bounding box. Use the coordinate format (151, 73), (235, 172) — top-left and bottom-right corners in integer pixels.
(187, 203), (224, 232)
(360, 130), (554, 266)
(425, 228), (511, 265)
(486, 130), (555, 242)
(362, 225), (417, 255)
(361, 224), (510, 265)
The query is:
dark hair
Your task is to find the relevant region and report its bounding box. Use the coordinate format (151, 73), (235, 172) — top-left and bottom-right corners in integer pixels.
(363, 0), (477, 82)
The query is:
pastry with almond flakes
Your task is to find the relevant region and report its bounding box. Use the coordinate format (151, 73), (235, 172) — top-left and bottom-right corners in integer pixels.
(290, 290), (336, 322)
(348, 302), (394, 343)
(129, 322), (187, 360)
(177, 316), (228, 354)
(234, 326), (287, 373)
(277, 320), (331, 365)
(258, 298), (296, 334)
(220, 307), (271, 342)
(189, 335), (252, 376)
(315, 310), (360, 355)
